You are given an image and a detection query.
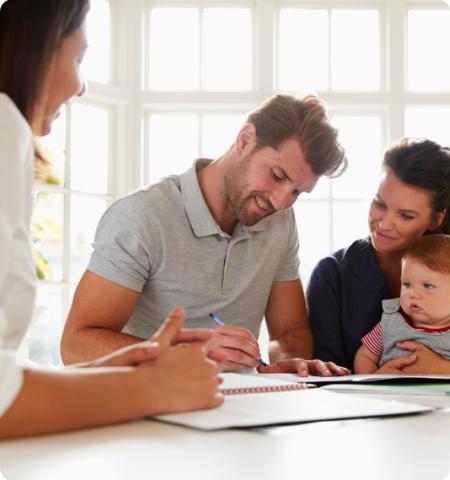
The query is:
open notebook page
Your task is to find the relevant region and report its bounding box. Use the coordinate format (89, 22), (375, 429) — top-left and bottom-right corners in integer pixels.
(155, 373), (431, 430)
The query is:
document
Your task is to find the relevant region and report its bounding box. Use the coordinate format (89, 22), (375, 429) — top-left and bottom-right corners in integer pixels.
(259, 373), (450, 385)
(322, 382), (450, 396)
(154, 373), (431, 430)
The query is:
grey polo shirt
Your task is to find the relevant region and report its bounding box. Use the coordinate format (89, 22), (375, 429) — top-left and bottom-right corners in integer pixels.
(88, 159), (300, 339)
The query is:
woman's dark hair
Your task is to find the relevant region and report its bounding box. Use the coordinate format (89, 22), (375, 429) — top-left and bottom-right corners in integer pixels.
(0, 0), (89, 123)
(383, 138), (450, 234)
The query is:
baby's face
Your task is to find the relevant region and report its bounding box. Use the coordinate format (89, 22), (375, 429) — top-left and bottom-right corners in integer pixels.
(400, 258), (450, 329)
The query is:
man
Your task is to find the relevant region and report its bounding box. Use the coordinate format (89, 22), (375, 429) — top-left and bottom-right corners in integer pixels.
(61, 94), (349, 375)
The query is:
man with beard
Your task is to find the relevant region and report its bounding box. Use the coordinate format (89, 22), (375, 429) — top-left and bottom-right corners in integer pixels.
(61, 94), (349, 375)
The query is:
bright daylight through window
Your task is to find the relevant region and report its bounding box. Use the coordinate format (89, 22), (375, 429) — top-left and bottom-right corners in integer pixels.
(30, 0), (450, 366)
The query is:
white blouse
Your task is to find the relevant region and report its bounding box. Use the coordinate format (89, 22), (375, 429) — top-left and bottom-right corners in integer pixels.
(0, 93), (36, 416)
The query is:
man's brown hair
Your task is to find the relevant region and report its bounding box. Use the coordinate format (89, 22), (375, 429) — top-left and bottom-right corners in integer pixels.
(246, 93), (347, 177)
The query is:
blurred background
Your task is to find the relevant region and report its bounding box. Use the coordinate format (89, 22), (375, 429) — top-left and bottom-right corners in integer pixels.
(30, 0), (450, 365)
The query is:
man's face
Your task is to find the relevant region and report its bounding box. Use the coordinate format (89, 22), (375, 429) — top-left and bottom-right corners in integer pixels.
(224, 137), (319, 226)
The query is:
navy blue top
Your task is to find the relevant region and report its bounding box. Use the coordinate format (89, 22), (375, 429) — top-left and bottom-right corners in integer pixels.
(306, 238), (390, 371)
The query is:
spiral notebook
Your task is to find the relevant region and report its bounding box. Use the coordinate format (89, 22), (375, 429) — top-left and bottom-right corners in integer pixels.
(219, 372), (311, 395)
(155, 373), (431, 430)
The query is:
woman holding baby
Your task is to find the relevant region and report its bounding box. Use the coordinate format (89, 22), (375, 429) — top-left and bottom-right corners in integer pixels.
(307, 138), (450, 374)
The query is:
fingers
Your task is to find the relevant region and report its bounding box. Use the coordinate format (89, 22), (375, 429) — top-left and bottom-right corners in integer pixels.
(151, 307), (185, 348)
(257, 359), (309, 376)
(256, 358), (351, 377)
(257, 363), (284, 374)
(173, 329), (213, 344)
(205, 344), (228, 365)
(208, 346), (258, 370)
(396, 341), (422, 352)
(205, 326), (262, 370)
(387, 354), (417, 370)
(90, 341), (162, 367)
(208, 326), (261, 367)
(326, 362), (352, 376)
(149, 342), (224, 413)
(303, 359), (332, 376)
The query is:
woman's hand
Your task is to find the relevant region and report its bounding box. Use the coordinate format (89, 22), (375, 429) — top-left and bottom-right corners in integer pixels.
(76, 307), (224, 414)
(394, 341), (450, 375)
(134, 307), (224, 414)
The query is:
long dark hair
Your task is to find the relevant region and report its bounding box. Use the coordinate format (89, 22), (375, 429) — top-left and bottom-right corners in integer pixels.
(0, 0), (90, 124)
(383, 138), (450, 234)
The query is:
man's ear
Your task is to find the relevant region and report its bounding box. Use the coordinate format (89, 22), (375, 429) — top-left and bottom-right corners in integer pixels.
(235, 123), (257, 158)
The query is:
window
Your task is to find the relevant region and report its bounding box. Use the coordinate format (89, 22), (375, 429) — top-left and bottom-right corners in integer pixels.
(30, 0), (116, 365)
(30, 0), (450, 365)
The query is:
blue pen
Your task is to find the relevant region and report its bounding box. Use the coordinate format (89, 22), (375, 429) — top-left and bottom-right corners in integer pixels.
(208, 312), (268, 366)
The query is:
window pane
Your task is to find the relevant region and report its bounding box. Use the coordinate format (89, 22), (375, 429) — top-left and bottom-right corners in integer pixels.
(331, 10), (380, 91)
(149, 8), (199, 90)
(70, 195), (108, 283)
(28, 284), (68, 366)
(408, 10), (450, 92)
(32, 192), (64, 282)
(84, 0), (111, 83)
(405, 106), (450, 147)
(38, 107), (66, 185)
(294, 201), (330, 283)
(148, 114), (199, 183)
(201, 114), (245, 159)
(70, 104), (109, 194)
(278, 9), (328, 92)
(332, 201), (369, 250)
(202, 8), (252, 91)
(308, 177), (330, 200)
(332, 115), (382, 199)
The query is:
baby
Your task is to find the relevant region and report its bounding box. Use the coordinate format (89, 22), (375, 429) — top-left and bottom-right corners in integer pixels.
(355, 234), (450, 373)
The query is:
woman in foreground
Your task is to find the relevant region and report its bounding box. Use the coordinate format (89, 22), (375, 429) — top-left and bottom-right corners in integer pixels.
(0, 0), (222, 439)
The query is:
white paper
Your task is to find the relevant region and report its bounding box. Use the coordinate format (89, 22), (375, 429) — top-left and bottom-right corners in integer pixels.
(155, 373), (432, 430)
(259, 373), (450, 384)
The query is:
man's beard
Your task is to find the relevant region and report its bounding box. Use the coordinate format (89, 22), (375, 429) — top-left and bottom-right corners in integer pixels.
(223, 153), (275, 226)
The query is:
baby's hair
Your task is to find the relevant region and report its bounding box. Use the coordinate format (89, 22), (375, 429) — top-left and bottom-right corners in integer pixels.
(402, 234), (450, 275)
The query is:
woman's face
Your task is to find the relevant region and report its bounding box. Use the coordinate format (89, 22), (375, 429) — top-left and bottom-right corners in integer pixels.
(36, 23), (88, 136)
(368, 170), (441, 255)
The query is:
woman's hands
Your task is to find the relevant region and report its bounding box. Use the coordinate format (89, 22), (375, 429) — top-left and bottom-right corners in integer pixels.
(75, 307), (224, 415)
(377, 341), (450, 375)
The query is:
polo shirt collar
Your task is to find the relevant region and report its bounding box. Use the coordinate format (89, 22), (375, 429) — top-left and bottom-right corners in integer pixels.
(179, 159), (267, 238)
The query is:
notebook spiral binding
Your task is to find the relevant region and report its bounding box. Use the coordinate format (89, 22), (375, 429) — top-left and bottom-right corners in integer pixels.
(221, 382), (310, 395)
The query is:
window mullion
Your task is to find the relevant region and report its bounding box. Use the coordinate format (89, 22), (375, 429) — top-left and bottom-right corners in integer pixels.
(387, 0), (406, 144)
(63, 103), (72, 287)
(257, 0), (275, 99)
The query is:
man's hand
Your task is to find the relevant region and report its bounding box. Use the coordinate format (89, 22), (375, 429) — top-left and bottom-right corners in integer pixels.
(257, 358), (351, 376)
(205, 325), (263, 370)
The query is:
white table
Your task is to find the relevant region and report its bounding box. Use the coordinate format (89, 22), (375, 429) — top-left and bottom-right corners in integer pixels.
(1, 393), (450, 480)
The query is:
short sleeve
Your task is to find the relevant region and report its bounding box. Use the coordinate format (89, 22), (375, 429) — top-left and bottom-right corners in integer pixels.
(274, 209), (300, 282)
(0, 351), (23, 416)
(361, 321), (383, 358)
(88, 195), (152, 293)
